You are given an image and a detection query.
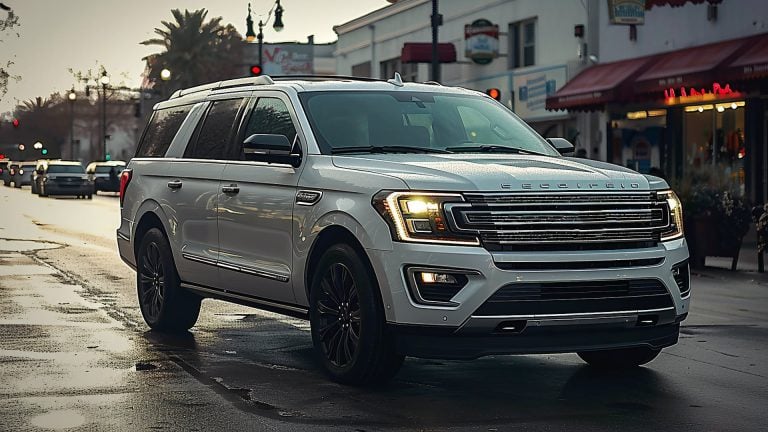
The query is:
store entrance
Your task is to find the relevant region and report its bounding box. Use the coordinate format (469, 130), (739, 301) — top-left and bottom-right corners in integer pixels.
(683, 101), (745, 194)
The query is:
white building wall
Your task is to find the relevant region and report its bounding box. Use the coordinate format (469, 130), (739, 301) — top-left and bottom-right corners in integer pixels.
(335, 0), (589, 140)
(599, 0), (768, 63)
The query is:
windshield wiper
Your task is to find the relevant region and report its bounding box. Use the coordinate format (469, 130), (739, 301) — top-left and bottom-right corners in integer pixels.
(331, 145), (453, 155)
(445, 144), (544, 155)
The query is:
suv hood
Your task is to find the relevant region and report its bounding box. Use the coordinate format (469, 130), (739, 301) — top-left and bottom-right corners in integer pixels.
(332, 154), (659, 192)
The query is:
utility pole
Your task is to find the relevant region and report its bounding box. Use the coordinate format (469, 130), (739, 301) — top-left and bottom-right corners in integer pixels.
(430, 0), (442, 82)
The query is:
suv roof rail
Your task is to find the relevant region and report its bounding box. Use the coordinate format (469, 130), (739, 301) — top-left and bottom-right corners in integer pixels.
(169, 75), (276, 99)
(168, 74), (402, 100)
(268, 74), (385, 82)
(422, 80), (442, 86)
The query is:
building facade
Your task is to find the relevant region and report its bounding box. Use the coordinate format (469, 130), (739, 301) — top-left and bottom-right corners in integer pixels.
(333, 0), (589, 140)
(547, 0), (768, 202)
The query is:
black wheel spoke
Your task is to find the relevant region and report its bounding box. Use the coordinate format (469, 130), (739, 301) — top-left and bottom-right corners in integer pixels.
(320, 278), (340, 307)
(317, 300), (339, 317)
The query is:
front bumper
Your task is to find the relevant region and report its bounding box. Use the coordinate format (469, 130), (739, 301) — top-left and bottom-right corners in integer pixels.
(44, 182), (93, 195)
(367, 238), (690, 358)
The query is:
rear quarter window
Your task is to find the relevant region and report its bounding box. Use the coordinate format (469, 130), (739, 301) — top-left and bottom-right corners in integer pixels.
(135, 105), (193, 157)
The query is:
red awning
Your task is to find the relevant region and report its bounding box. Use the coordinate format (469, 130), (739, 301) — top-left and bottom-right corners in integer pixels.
(722, 33), (768, 81)
(646, 0), (721, 9)
(401, 43), (457, 64)
(545, 56), (655, 111)
(633, 37), (746, 94)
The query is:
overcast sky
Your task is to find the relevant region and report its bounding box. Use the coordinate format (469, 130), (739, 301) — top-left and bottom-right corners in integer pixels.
(0, 0), (389, 113)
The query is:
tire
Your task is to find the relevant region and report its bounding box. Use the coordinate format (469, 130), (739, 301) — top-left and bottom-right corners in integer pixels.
(87, 194), (93, 200)
(136, 228), (201, 332)
(578, 347), (661, 369)
(309, 243), (404, 386)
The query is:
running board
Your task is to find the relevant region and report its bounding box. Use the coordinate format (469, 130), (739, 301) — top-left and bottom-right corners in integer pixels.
(181, 282), (309, 320)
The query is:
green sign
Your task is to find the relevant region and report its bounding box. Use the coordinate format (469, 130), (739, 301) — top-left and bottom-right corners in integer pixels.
(608, 0), (645, 25)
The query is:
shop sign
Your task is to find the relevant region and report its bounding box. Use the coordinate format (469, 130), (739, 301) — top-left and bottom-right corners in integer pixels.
(607, 0), (646, 25)
(663, 82), (741, 105)
(260, 44), (314, 75)
(513, 66), (567, 120)
(464, 19), (499, 65)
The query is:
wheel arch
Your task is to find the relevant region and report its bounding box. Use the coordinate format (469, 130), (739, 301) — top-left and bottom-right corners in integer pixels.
(304, 225), (380, 306)
(132, 201), (172, 260)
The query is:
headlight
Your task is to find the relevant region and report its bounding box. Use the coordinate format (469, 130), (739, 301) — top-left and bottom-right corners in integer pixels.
(372, 191), (480, 246)
(659, 190), (684, 241)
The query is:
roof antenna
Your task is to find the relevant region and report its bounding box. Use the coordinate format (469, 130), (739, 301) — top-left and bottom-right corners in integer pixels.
(387, 72), (404, 87)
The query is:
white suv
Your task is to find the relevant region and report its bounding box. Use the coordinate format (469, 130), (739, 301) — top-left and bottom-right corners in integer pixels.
(117, 74), (690, 385)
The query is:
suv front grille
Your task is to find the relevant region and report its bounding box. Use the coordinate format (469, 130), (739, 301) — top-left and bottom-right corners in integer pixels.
(474, 279), (673, 316)
(449, 192), (670, 251)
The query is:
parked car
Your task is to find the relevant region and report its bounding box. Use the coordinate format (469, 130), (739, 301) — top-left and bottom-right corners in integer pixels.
(117, 74), (690, 385)
(31, 159), (55, 195)
(38, 160), (93, 199)
(1, 160), (13, 186)
(11, 161), (35, 188)
(86, 160), (126, 193)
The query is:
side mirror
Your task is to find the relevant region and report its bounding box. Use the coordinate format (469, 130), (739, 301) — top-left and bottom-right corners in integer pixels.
(243, 134), (301, 167)
(547, 138), (575, 155)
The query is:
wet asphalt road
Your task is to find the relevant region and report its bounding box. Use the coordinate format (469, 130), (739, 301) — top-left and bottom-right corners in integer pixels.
(0, 185), (767, 431)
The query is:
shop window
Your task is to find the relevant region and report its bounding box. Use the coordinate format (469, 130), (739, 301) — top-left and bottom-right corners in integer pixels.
(352, 61), (371, 78)
(509, 18), (536, 69)
(609, 110), (667, 175)
(683, 102), (746, 194)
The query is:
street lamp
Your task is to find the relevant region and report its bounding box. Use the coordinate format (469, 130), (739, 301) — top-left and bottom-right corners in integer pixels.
(246, 1), (286, 70)
(100, 70), (109, 161)
(33, 141), (43, 150)
(160, 68), (171, 81)
(68, 87), (76, 160)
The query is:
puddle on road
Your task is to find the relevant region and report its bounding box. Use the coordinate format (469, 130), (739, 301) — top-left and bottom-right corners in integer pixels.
(30, 409), (86, 429)
(0, 239), (61, 252)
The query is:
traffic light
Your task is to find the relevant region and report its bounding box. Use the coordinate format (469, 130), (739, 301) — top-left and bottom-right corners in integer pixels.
(18, 143), (25, 151)
(12, 118), (19, 128)
(486, 88), (501, 101)
(41, 149), (48, 155)
(250, 65), (263, 76)
(106, 153), (111, 161)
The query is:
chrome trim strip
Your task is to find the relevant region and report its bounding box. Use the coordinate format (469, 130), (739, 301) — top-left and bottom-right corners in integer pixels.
(217, 259), (290, 283)
(181, 250), (289, 282)
(471, 306), (676, 320)
(182, 251), (218, 266)
(117, 231), (130, 242)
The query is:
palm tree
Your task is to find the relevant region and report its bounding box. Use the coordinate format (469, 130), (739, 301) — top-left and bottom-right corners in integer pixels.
(141, 9), (243, 93)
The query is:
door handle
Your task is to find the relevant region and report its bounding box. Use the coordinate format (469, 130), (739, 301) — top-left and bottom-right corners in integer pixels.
(222, 184), (240, 194)
(167, 180), (183, 190)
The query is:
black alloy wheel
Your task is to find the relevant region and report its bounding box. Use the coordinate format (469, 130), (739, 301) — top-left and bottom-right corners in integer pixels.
(310, 243), (404, 385)
(136, 228), (201, 332)
(139, 241), (165, 322)
(316, 262), (361, 368)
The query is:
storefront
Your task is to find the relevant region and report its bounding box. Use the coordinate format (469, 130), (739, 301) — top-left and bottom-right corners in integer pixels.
(547, 32), (768, 202)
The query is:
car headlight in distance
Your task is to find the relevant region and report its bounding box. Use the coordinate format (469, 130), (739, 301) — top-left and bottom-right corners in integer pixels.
(659, 190), (684, 241)
(372, 191), (480, 246)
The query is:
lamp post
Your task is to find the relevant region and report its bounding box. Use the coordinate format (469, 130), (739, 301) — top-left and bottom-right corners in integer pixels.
(67, 87), (76, 160)
(99, 70), (110, 161)
(245, 1), (285, 70)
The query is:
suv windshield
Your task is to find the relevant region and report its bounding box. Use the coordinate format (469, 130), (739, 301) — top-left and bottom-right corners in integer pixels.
(48, 165), (85, 174)
(299, 91), (558, 156)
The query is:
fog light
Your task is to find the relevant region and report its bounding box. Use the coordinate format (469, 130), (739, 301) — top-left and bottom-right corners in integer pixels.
(420, 272), (458, 284)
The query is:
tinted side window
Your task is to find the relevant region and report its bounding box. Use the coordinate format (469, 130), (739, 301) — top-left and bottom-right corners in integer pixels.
(185, 99), (243, 160)
(244, 98), (297, 143)
(136, 105), (192, 157)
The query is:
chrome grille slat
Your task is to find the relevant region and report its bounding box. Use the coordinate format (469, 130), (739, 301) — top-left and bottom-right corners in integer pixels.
(450, 192), (670, 251)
